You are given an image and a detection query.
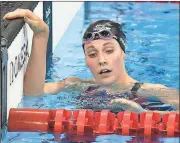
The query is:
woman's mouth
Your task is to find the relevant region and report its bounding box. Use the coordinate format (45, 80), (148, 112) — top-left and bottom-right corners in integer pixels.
(99, 69), (112, 77)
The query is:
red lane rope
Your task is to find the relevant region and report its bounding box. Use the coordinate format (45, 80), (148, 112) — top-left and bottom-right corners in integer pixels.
(8, 108), (179, 137)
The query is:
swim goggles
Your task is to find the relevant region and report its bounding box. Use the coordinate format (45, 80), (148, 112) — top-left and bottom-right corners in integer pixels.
(83, 29), (118, 44)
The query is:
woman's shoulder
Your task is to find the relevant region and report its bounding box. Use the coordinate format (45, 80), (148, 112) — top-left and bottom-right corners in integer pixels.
(140, 82), (168, 90)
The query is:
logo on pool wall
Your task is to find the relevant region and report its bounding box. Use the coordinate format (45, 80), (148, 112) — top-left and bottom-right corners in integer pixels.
(45, 6), (51, 26)
(9, 40), (29, 86)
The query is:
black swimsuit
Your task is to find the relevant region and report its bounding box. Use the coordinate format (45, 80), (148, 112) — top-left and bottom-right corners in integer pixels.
(76, 83), (175, 112)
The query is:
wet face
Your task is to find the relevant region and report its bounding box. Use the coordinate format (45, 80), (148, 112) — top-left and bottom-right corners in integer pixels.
(84, 39), (126, 85)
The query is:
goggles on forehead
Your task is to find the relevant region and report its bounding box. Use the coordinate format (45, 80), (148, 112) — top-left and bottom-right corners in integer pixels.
(83, 29), (118, 44)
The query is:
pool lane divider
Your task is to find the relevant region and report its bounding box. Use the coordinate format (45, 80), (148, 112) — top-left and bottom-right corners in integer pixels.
(8, 108), (179, 137)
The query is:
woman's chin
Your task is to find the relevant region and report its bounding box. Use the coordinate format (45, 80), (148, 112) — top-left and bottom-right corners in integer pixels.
(97, 76), (116, 85)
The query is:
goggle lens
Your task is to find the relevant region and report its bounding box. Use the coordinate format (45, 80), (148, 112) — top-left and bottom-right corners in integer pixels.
(84, 33), (93, 40)
(99, 30), (111, 37)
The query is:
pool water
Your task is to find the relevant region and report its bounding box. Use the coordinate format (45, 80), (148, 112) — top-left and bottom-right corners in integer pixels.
(2, 2), (179, 143)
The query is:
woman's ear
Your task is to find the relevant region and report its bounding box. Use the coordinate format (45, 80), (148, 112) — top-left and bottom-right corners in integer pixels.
(85, 57), (89, 67)
(123, 53), (126, 59)
(121, 50), (126, 60)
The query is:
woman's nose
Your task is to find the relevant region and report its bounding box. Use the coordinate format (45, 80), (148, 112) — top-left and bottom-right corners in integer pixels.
(98, 53), (107, 66)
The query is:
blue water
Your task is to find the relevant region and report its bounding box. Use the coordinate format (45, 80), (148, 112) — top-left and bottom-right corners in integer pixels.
(2, 2), (179, 143)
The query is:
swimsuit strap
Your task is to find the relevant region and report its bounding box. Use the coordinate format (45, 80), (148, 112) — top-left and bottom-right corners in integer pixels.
(130, 82), (143, 99)
(131, 82), (143, 92)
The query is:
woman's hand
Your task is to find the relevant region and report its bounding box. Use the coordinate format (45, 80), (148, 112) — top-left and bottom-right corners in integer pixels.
(110, 98), (146, 113)
(3, 8), (49, 35)
(109, 98), (179, 115)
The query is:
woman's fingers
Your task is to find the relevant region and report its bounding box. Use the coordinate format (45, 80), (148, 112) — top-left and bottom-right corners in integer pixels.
(3, 9), (38, 20)
(3, 8), (49, 34)
(110, 98), (145, 113)
(110, 98), (130, 105)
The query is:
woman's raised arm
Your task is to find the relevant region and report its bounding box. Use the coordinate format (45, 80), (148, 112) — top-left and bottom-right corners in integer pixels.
(4, 9), (49, 96)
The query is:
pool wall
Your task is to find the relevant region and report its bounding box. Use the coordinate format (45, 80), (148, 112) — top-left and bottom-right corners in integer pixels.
(0, 2), (83, 138)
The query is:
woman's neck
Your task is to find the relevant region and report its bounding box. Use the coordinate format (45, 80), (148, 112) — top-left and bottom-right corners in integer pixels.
(102, 72), (137, 92)
(115, 71), (137, 87)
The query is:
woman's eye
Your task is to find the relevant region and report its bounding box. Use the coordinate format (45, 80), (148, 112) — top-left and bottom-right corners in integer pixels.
(89, 53), (97, 58)
(106, 50), (113, 54)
